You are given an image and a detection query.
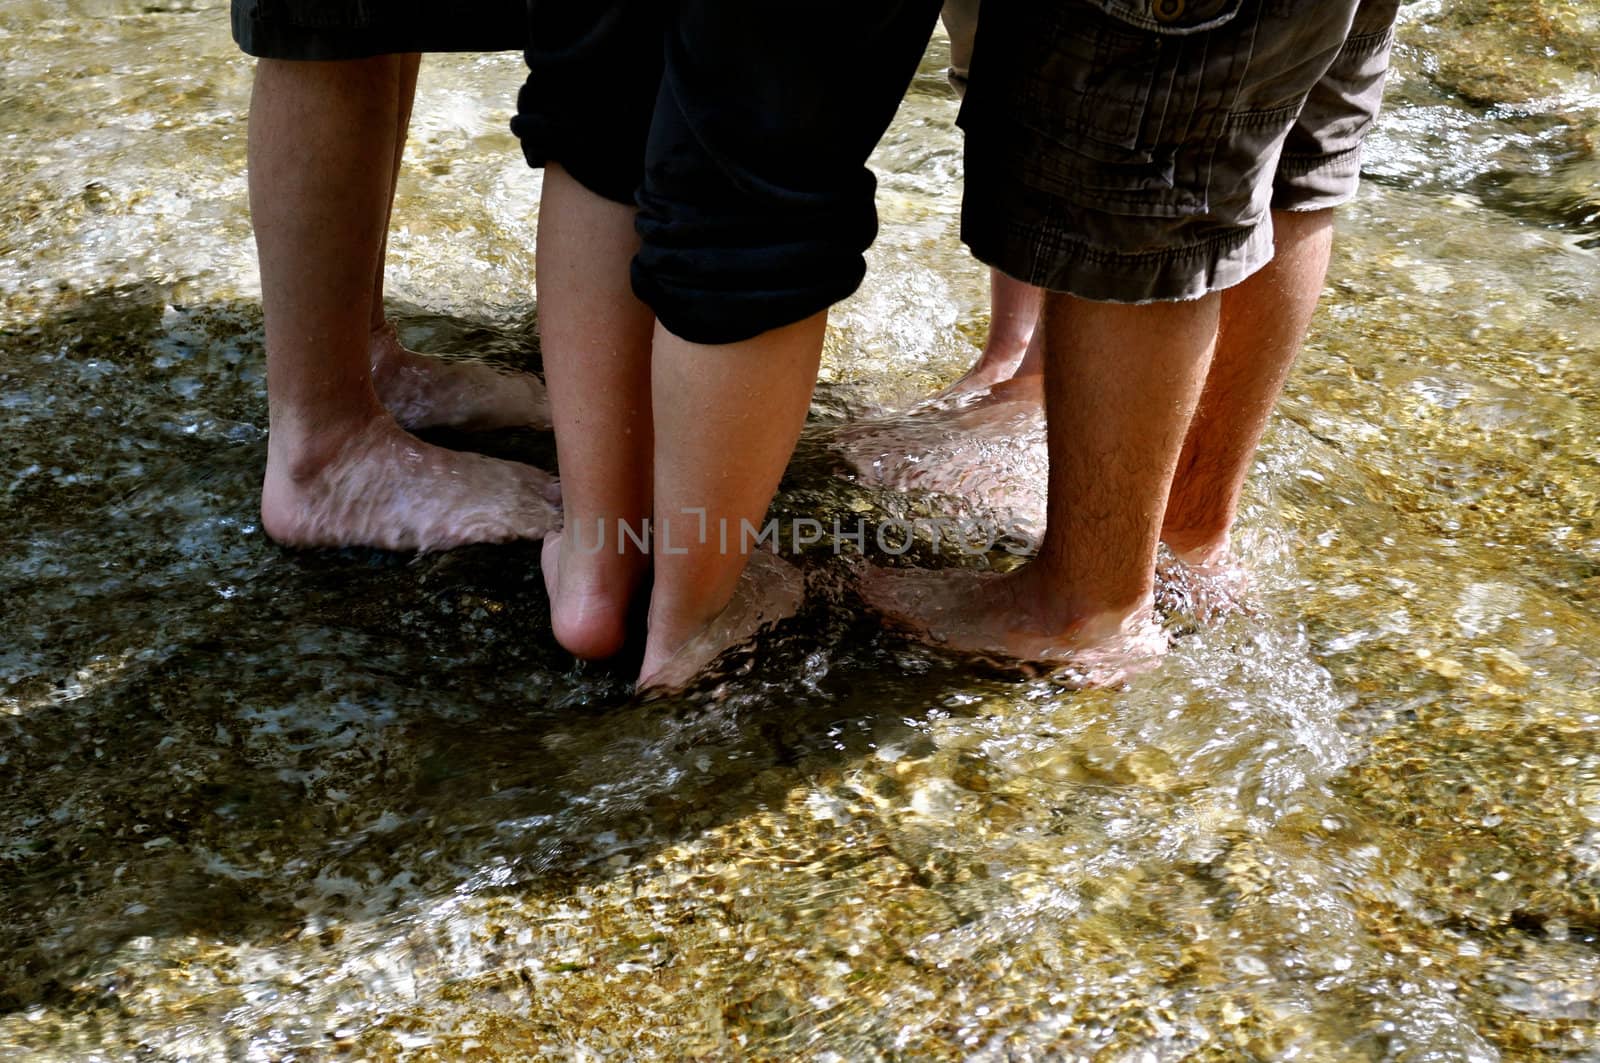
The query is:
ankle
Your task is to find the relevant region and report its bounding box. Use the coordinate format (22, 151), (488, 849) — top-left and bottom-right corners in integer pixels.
(642, 608), (706, 669)
(266, 406), (385, 485)
(637, 595), (728, 688)
(367, 320), (410, 378)
(1001, 566), (1154, 644)
(1161, 526), (1232, 568)
(974, 333), (1029, 378)
(642, 581), (733, 669)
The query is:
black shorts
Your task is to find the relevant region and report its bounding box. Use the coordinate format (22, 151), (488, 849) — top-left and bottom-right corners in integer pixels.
(511, 0), (943, 346)
(231, 1), (526, 59)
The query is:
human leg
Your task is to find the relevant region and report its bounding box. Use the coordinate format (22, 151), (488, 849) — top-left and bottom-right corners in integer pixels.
(862, 292), (1216, 675)
(863, 0), (1389, 668)
(512, 1), (668, 657)
(251, 57), (557, 552)
(535, 165), (657, 660)
(1161, 0), (1401, 566)
(361, 55), (553, 432)
(937, 268), (1044, 398)
(903, 0), (1396, 530)
(938, 1), (1045, 399)
(639, 313), (826, 683)
(1028, 292), (1219, 628)
(940, 0), (980, 95)
(370, 51), (421, 339)
(628, 0), (942, 685)
(1161, 208), (1334, 564)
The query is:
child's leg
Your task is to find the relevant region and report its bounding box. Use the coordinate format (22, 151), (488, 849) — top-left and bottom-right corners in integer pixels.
(939, 3), (1045, 399)
(536, 165), (657, 660)
(640, 312), (826, 683)
(623, 0), (941, 683)
(939, 267), (1044, 398)
(252, 56), (557, 552)
(512, 3), (670, 657)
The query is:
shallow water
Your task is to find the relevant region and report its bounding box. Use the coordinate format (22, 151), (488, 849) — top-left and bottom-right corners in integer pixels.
(2, 2), (1598, 1059)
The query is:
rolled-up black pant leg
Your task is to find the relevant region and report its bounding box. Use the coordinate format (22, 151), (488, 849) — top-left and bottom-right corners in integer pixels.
(511, 0), (663, 207)
(632, 0), (942, 346)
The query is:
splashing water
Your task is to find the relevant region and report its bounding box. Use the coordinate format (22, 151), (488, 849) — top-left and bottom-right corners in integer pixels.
(2, 1), (1599, 1058)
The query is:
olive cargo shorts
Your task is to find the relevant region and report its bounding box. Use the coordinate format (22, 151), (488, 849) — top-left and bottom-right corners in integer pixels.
(959, 0), (1401, 303)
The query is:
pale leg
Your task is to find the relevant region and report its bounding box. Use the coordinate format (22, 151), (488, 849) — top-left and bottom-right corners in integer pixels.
(640, 313), (826, 685)
(535, 166), (656, 659)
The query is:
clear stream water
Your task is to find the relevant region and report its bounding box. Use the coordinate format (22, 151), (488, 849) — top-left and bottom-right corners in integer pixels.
(1, 2), (1598, 1059)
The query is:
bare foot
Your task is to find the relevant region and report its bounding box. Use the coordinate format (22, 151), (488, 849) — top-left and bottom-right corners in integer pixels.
(541, 528), (649, 661)
(370, 322), (552, 432)
(934, 355), (1023, 402)
(261, 414), (561, 553)
(858, 564), (1167, 686)
(935, 279), (1041, 401)
(638, 551), (805, 691)
(831, 374), (1046, 529)
(1155, 545), (1252, 623)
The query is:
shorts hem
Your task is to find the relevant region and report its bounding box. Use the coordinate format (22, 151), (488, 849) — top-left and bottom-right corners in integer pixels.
(964, 214), (1276, 304)
(232, 11), (525, 59)
(634, 267), (865, 347)
(513, 134), (640, 208)
(1272, 145), (1365, 212)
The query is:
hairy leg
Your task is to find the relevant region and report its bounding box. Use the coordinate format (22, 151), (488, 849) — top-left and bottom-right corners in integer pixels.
(252, 57), (557, 552)
(1023, 291), (1220, 626)
(536, 166), (656, 660)
(1162, 208), (1334, 564)
(863, 292), (1218, 676)
(639, 312), (826, 685)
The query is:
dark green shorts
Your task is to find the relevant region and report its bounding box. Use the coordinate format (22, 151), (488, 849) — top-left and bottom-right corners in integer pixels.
(231, 1), (526, 59)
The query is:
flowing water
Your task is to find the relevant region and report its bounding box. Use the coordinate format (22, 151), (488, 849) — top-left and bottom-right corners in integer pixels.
(2, 2), (1598, 1059)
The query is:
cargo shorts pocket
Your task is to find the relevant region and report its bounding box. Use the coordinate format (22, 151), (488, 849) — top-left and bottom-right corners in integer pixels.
(1014, 0), (1246, 216)
(1092, 0), (1245, 36)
